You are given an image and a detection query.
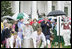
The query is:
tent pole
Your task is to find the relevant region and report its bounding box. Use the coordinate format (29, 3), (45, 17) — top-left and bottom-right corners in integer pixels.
(59, 16), (60, 48)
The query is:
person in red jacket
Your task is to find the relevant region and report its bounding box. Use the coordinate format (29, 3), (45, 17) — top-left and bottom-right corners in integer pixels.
(28, 19), (34, 25)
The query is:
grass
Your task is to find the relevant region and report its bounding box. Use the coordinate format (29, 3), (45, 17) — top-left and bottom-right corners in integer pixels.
(63, 46), (71, 48)
(62, 43), (71, 48)
(51, 43), (71, 48)
(1, 42), (71, 48)
(45, 42), (71, 48)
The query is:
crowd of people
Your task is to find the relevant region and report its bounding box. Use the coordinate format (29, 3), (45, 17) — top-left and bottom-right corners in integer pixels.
(1, 15), (71, 48)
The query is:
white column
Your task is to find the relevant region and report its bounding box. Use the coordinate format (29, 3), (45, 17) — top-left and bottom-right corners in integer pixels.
(47, 1), (52, 15)
(13, 1), (19, 13)
(68, 3), (71, 17)
(32, 1), (38, 20)
(15, 1), (19, 13)
(57, 1), (64, 11)
(57, 1), (61, 10)
(61, 1), (64, 12)
(20, 1), (23, 13)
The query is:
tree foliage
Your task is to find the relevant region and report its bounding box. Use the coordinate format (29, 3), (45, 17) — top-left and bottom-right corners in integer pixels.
(1, 1), (14, 17)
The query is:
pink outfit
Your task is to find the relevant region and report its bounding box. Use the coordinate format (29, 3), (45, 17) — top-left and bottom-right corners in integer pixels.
(6, 38), (10, 48)
(12, 24), (15, 29)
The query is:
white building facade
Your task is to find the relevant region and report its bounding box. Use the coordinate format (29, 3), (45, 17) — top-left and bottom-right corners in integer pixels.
(10, 1), (71, 20)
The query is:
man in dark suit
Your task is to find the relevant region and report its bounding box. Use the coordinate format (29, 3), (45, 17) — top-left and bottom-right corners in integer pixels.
(41, 17), (52, 48)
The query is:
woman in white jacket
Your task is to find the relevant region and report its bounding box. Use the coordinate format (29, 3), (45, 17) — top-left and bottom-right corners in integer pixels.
(22, 21), (34, 48)
(31, 28), (46, 48)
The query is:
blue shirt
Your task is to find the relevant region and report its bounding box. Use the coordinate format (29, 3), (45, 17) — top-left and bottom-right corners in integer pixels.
(51, 22), (55, 30)
(18, 21), (25, 32)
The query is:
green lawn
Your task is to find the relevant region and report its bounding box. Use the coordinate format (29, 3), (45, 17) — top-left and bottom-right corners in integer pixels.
(63, 46), (71, 48)
(50, 43), (71, 48)
(1, 43), (71, 48)
(45, 42), (71, 48)
(62, 43), (71, 48)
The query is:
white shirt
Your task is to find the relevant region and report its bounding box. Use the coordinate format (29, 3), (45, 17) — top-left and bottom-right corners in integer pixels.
(23, 25), (34, 39)
(31, 31), (46, 48)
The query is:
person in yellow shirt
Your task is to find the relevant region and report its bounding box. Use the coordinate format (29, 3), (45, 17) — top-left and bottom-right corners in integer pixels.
(1, 20), (3, 47)
(1, 22), (4, 32)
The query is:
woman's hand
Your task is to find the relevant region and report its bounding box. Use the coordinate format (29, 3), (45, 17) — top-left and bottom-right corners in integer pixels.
(47, 23), (49, 26)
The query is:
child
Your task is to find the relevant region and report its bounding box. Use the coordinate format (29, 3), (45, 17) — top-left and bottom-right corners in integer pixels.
(5, 23), (11, 48)
(9, 32), (21, 48)
(31, 28), (46, 48)
(32, 18), (41, 31)
(1, 23), (8, 48)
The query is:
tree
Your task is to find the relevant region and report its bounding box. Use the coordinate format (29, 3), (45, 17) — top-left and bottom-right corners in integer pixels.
(1, 1), (14, 17)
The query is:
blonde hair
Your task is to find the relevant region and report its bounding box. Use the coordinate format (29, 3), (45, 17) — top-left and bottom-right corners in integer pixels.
(37, 27), (42, 32)
(4, 23), (8, 27)
(8, 23), (12, 28)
